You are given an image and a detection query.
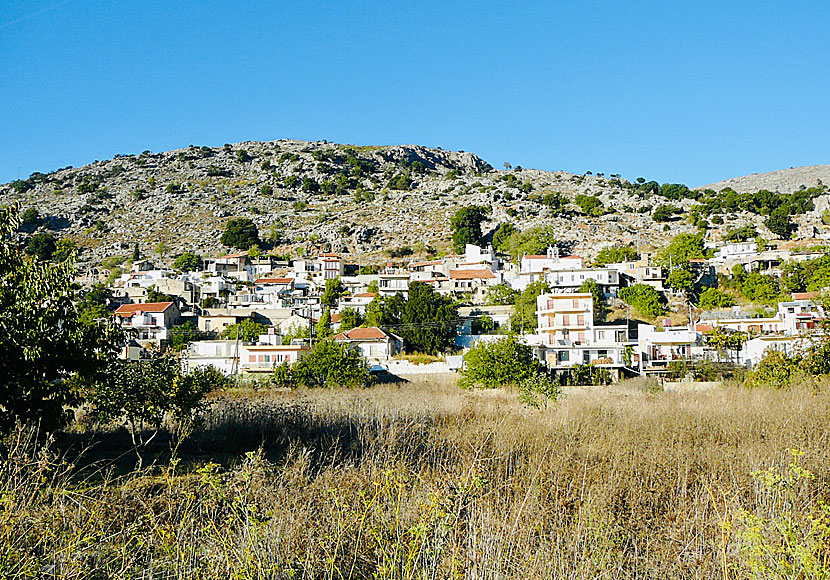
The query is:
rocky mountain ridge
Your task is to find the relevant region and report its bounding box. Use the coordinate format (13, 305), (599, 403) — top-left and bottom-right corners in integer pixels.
(2, 139), (828, 268)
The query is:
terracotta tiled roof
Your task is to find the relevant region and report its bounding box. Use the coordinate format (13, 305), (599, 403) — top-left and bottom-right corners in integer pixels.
(354, 292), (377, 298)
(524, 254), (548, 259)
(217, 251), (248, 259)
(562, 255), (582, 259)
(114, 302), (174, 317)
(255, 277), (293, 284)
(695, 323), (714, 332)
(793, 292), (821, 300)
(319, 253), (342, 258)
(449, 269), (495, 280)
(333, 327), (389, 341)
(331, 313), (342, 323)
(409, 260), (442, 268)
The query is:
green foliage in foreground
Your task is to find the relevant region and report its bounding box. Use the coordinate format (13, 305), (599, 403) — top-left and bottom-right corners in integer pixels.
(460, 336), (543, 389)
(0, 205), (120, 433)
(290, 340), (371, 388)
(619, 284), (663, 318)
(84, 356), (228, 466)
(744, 339), (830, 390)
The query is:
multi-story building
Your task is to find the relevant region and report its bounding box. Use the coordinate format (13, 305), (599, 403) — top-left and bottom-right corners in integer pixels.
(534, 292), (632, 374)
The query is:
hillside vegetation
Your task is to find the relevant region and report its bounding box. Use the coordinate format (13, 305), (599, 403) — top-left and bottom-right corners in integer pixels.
(3, 140), (829, 266)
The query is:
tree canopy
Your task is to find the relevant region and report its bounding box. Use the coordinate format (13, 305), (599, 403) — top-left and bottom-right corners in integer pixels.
(220, 217), (260, 249)
(365, 282), (458, 354)
(460, 336), (543, 389)
(619, 284), (663, 318)
(593, 245), (639, 266)
(290, 340), (371, 388)
(0, 205), (120, 433)
(450, 206), (488, 253)
(173, 251), (203, 272)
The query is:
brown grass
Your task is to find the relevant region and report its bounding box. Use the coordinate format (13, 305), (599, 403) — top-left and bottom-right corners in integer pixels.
(3, 380), (830, 578)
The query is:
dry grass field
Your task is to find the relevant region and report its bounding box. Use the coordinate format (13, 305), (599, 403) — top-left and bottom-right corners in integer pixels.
(3, 377), (830, 579)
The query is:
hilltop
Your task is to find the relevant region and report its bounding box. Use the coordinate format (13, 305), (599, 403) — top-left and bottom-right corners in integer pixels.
(2, 140), (829, 267)
(698, 164), (830, 194)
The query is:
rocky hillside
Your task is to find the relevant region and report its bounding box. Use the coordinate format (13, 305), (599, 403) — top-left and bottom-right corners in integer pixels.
(2, 139), (829, 268)
(698, 165), (830, 194)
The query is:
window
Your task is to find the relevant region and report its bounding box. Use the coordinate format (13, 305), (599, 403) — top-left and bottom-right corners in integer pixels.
(572, 299), (579, 308)
(563, 314), (570, 325)
(577, 315), (585, 325)
(558, 351), (569, 362)
(597, 331), (605, 340)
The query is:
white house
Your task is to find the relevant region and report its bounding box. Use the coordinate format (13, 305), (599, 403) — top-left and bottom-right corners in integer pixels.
(520, 247), (582, 274)
(333, 327), (403, 361)
(637, 324), (700, 373)
(113, 301), (180, 343)
(534, 293), (631, 372)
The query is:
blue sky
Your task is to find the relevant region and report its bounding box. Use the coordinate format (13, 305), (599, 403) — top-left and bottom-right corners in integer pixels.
(2, 1), (828, 186)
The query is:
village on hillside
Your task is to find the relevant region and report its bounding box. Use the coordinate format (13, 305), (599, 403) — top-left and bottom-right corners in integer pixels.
(92, 230), (829, 383)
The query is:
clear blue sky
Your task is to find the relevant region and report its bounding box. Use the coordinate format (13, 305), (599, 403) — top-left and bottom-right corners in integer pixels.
(2, 1), (828, 186)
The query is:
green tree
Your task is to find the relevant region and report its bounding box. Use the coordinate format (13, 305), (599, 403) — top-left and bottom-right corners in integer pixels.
(508, 226), (559, 261)
(291, 340), (371, 388)
(321, 277), (345, 308)
(594, 245), (639, 266)
(85, 355), (227, 466)
(486, 283), (519, 306)
(146, 285), (176, 303)
(619, 284), (663, 318)
(654, 232), (706, 270)
(53, 238), (78, 262)
(316, 308), (333, 339)
(0, 205), (120, 433)
(740, 273), (781, 304)
(367, 279), (379, 294)
(765, 207), (795, 240)
(492, 222), (518, 254)
(338, 307), (364, 331)
(77, 283), (115, 326)
(724, 224), (758, 242)
(220, 217), (260, 249)
(665, 269), (694, 292)
(220, 318), (268, 341)
(173, 251), (203, 272)
(574, 194), (604, 216)
(698, 287), (735, 310)
(511, 281), (551, 332)
(579, 279), (608, 322)
(459, 336), (543, 388)
(169, 321), (203, 351)
(652, 204), (681, 222)
(451, 206), (489, 253)
(397, 282), (459, 354)
(25, 232), (56, 261)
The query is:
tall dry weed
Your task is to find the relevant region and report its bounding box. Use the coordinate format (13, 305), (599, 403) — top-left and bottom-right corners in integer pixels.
(2, 381), (829, 578)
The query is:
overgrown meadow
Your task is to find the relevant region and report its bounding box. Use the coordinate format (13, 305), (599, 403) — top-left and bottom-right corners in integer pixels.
(3, 377), (830, 579)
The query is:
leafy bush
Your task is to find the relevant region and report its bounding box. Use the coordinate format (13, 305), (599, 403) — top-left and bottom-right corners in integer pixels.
(460, 336), (542, 389)
(594, 244), (639, 265)
(652, 204), (682, 222)
(698, 287), (735, 310)
(173, 251), (203, 272)
(291, 340), (371, 388)
(220, 319), (268, 341)
(450, 206), (488, 253)
(518, 372), (561, 408)
(724, 224), (758, 242)
(619, 284), (663, 317)
(221, 217), (260, 249)
(574, 194), (604, 216)
(25, 232), (56, 261)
